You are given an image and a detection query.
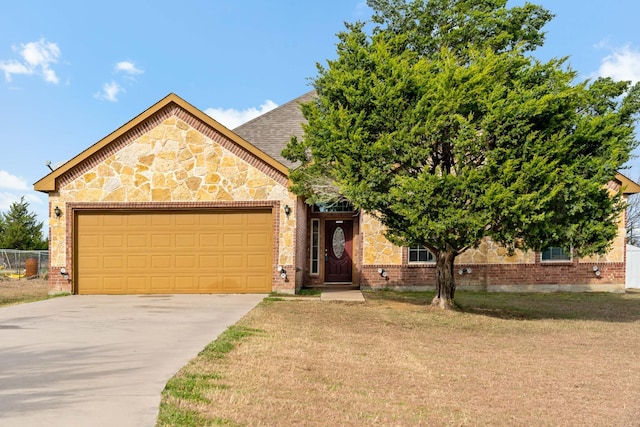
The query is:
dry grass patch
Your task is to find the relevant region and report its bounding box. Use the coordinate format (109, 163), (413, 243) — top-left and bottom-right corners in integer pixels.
(157, 291), (640, 426)
(0, 278), (50, 306)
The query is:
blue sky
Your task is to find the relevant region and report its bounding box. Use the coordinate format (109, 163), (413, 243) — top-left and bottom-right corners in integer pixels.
(1, 0), (639, 227)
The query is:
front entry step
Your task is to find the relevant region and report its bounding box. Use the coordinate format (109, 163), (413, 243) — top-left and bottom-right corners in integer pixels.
(304, 284), (360, 291)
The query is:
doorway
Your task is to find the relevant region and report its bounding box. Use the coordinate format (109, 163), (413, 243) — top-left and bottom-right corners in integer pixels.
(324, 219), (353, 283)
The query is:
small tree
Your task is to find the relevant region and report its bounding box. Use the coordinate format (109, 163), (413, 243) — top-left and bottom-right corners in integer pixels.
(0, 197), (48, 250)
(284, 0), (640, 309)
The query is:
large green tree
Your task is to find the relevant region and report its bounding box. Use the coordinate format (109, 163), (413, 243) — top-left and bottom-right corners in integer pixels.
(0, 197), (48, 250)
(283, 0), (640, 309)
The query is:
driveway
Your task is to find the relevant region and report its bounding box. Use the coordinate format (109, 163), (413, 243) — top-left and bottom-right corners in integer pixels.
(0, 294), (264, 427)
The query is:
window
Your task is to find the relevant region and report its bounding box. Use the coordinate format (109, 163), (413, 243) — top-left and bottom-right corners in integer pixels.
(408, 245), (435, 263)
(312, 201), (354, 213)
(310, 219), (320, 274)
(541, 247), (571, 262)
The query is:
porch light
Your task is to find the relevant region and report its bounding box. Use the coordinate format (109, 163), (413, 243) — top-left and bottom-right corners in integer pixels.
(54, 206), (61, 218)
(283, 204), (291, 216)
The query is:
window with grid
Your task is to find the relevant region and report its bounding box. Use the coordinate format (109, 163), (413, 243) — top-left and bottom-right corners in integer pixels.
(408, 245), (435, 263)
(541, 247), (571, 262)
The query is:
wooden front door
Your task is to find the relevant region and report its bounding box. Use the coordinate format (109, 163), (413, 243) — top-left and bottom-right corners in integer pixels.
(324, 220), (353, 283)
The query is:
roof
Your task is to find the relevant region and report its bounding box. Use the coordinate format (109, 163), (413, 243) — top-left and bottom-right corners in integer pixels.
(33, 93), (289, 193)
(234, 90), (316, 168)
(615, 172), (640, 195)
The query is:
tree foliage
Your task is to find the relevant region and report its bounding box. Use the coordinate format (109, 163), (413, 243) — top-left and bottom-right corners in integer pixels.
(283, 0), (640, 308)
(0, 197), (48, 250)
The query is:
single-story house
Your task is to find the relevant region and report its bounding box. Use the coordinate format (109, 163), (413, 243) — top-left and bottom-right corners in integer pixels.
(35, 92), (640, 295)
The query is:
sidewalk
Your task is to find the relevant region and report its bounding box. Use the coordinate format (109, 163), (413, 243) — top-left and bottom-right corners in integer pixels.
(320, 289), (365, 302)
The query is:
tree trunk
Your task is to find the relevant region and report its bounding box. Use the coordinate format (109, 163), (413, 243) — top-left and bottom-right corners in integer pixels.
(431, 248), (456, 310)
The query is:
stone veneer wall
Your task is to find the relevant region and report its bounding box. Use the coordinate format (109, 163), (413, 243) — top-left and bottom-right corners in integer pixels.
(359, 210), (626, 292)
(48, 107), (297, 293)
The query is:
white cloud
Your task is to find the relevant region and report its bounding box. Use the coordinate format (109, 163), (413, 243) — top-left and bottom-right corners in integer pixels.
(597, 45), (640, 84)
(205, 100), (278, 129)
(94, 81), (125, 102)
(0, 38), (61, 84)
(0, 171), (46, 222)
(115, 61), (144, 78)
(0, 170), (29, 191)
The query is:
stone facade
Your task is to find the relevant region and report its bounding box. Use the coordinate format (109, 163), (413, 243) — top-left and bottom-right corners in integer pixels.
(37, 93), (635, 295)
(358, 205), (627, 292)
(45, 102), (297, 294)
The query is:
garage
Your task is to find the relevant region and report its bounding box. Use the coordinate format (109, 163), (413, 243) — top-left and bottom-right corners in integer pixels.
(75, 210), (273, 294)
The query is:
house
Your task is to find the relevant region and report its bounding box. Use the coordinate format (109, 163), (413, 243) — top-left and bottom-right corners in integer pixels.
(35, 92), (640, 295)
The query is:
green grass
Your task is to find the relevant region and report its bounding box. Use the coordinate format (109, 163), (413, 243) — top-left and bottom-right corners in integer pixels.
(363, 289), (640, 322)
(0, 292), (70, 308)
(298, 288), (322, 296)
(156, 325), (263, 427)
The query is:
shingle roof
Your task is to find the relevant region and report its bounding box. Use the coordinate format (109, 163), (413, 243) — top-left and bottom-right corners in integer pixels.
(234, 90), (316, 169)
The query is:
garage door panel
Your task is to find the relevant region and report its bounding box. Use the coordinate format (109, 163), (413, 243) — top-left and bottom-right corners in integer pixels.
(198, 276), (221, 290)
(199, 234), (219, 246)
(76, 210), (273, 294)
(150, 276), (172, 291)
(127, 235), (148, 247)
(103, 256), (124, 269)
(80, 256), (101, 269)
(247, 276), (270, 292)
(104, 277), (126, 291)
(199, 215), (222, 226)
(199, 254), (219, 267)
(247, 254), (269, 268)
(247, 233), (268, 245)
(151, 255), (172, 269)
(223, 254), (243, 268)
(151, 215), (172, 226)
(222, 276), (244, 290)
(103, 215), (125, 226)
(176, 234), (195, 247)
(151, 234), (172, 247)
(127, 255), (147, 268)
(175, 255), (195, 268)
(173, 276), (194, 290)
(79, 234), (100, 249)
(223, 234), (243, 246)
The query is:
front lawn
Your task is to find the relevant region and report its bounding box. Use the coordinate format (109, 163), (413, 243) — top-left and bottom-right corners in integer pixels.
(157, 290), (640, 426)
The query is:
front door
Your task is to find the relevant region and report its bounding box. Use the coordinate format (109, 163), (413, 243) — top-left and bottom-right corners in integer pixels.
(324, 220), (353, 283)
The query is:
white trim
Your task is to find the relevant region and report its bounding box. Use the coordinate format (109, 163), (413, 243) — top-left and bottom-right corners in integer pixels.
(310, 218), (320, 275)
(407, 245), (435, 264)
(540, 247), (572, 263)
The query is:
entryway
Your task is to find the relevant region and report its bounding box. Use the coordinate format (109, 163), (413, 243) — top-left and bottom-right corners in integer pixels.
(324, 219), (353, 283)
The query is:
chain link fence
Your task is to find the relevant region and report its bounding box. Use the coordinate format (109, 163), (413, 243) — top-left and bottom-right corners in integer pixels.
(0, 249), (49, 279)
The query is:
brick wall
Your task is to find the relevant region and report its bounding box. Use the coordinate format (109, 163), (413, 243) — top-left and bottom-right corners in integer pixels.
(360, 258), (625, 292)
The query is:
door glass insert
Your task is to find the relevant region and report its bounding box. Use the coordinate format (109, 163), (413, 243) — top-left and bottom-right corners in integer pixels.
(332, 227), (345, 258)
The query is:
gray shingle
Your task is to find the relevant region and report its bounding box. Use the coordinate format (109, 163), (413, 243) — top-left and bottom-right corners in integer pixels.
(233, 91), (316, 169)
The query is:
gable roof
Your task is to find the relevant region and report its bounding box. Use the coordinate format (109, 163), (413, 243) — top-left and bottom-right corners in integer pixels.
(615, 172), (640, 195)
(234, 91), (315, 168)
(34, 93), (289, 193)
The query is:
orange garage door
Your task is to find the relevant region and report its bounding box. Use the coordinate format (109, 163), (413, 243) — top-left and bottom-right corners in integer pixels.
(75, 210), (273, 294)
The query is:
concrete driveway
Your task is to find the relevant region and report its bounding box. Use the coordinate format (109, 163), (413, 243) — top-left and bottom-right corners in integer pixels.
(0, 294), (264, 427)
